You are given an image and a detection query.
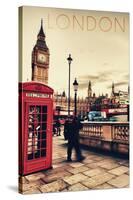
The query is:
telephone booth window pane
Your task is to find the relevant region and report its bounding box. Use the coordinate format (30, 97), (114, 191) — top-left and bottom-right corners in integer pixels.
(42, 123), (47, 130)
(28, 142), (32, 148)
(33, 114), (41, 122)
(28, 125), (33, 132)
(35, 141), (39, 149)
(42, 106), (47, 113)
(28, 146), (33, 152)
(42, 114), (47, 121)
(29, 106), (34, 113)
(41, 140), (46, 148)
(27, 105), (48, 161)
(41, 131), (46, 139)
(35, 150), (40, 158)
(36, 131), (41, 140)
(28, 153), (34, 160)
(36, 106), (41, 114)
(41, 149), (46, 157)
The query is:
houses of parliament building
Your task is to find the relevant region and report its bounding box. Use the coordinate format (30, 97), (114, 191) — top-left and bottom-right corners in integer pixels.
(54, 81), (97, 117)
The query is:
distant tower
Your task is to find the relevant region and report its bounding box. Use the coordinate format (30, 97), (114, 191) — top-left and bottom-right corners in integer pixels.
(62, 91), (66, 97)
(32, 19), (49, 84)
(128, 85), (130, 94)
(111, 82), (115, 96)
(93, 92), (96, 98)
(88, 81), (92, 97)
(105, 93), (108, 98)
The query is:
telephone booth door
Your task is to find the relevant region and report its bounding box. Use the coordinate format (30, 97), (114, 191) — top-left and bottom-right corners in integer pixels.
(19, 82), (53, 175)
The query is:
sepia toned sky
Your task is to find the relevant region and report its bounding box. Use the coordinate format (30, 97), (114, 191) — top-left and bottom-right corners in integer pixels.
(21, 6), (129, 97)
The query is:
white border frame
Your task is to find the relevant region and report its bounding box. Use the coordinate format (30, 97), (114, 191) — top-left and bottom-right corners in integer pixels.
(0, 1), (132, 200)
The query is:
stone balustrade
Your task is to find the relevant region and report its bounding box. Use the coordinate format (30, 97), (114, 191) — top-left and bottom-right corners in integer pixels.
(79, 122), (129, 155)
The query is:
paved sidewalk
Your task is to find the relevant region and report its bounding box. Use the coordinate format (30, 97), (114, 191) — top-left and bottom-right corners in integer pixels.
(19, 134), (129, 194)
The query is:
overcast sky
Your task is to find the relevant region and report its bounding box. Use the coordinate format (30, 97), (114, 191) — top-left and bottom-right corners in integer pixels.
(21, 6), (129, 97)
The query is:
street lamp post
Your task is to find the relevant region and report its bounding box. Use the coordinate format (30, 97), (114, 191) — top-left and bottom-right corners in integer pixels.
(73, 78), (79, 117)
(67, 54), (73, 117)
(127, 104), (129, 122)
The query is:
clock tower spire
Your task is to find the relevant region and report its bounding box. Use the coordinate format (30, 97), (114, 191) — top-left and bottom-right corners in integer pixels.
(37, 19), (46, 40)
(88, 80), (92, 97)
(32, 19), (49, 84)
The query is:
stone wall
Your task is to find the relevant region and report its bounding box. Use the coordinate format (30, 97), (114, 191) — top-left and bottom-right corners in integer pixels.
(79, 122), (129, 155)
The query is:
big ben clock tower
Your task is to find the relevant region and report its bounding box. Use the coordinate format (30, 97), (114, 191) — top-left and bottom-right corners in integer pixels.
(32, 19), (49, 84)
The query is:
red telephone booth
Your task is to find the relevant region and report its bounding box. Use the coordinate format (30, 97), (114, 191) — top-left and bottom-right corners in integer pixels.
(19, 82), (53, 175)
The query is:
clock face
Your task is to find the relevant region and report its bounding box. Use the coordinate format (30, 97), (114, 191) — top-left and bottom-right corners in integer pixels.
(37, 53), (47, 64)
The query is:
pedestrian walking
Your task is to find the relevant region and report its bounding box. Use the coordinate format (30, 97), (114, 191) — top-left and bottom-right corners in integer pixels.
(64, 119), (69, 140)
(56, 119), (61, 136)
(66, 117), (85, 162)
(53, 123), (57, 136)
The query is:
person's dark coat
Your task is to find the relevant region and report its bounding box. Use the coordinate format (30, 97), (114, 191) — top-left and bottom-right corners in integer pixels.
(66, 118), (84, 161)
(67, 119), (82, 141)
(64, 120), (71, 140)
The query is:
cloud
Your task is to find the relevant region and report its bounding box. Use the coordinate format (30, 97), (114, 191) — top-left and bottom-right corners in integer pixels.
(107, 81), (128, 89)
(79, 70), (115, 81)
(78, 71), (113, 90)
(78, 82), (89, 90)
(78, 70), (129, 91)
(103, 62), (109, 66)
(78, 75), (99, 82)
(123, 73), (129, 80)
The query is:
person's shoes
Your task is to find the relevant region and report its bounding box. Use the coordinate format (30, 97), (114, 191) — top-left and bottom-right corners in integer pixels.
(77, 156), (85, 162)
(67, 158), (72, 162)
